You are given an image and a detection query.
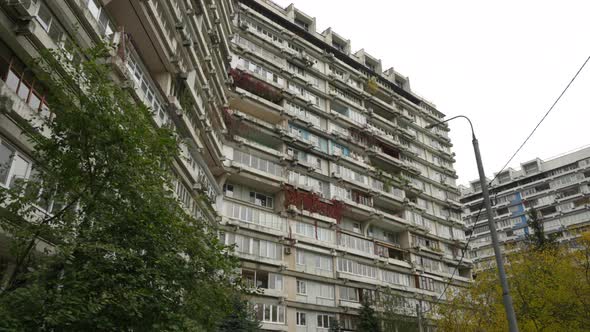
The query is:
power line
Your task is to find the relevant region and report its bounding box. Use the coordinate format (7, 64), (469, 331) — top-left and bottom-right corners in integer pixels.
(420, 53), (590, 315)
(494, 54), (590, 177)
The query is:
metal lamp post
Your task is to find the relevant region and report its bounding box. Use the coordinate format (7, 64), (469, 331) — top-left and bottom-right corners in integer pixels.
(426, 115), (519, 332)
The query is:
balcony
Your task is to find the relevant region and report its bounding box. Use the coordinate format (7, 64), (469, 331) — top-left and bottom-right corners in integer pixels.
(241, 269), (287, 299)
(367, 144), (405, 170)
(329, 85), (364, 110)
(339, 299), (362, 310)
(371, 178), (406, 203)
(229, 68), (283, 104)
(284, 187), (344, 223)
(106, 0), (180, 74)
(222, 199), (287, 236)
(229, 148), (285, 180)
(232, 35), (287, 68)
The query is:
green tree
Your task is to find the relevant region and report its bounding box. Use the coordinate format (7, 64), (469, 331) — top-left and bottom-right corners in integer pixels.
(0, 44), (239, 331)
(437, 232), (590, 331)
(216, 293), (260, 332)
(357, 297), (381, 332)
(525, 207), (560, 250)
(329, 318), (344, 332)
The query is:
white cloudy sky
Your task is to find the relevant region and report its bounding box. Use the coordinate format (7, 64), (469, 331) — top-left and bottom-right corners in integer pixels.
(272, 0), (590, 185)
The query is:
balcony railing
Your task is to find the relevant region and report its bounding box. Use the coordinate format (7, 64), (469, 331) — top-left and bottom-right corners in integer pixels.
(232, 149), (284, 178)
(233, 35), (287, 67)
(371, 178), (406, 200)
(229, 68), (283, 104)
(223, 200), (286, 231)
(284, 186), (345, 222)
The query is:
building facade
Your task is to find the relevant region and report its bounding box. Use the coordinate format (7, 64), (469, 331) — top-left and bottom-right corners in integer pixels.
(0, 0), (471, 330)
(0, 0), (231, 287)
(218, 1), (471, 330)
(462, 147), (590, 271)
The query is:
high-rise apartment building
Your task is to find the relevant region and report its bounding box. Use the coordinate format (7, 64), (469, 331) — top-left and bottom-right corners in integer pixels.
(0, 0), (231, 285)
(0, 0), (471, 330)
(219, 1), (471, 330)
(462, 147), (590, 271)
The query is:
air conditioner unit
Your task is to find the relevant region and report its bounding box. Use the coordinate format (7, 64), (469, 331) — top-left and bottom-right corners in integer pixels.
(284, 247), (292, 255)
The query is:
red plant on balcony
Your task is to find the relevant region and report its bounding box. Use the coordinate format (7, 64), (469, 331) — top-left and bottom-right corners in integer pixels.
(284, 186), (346, 223)
(229, 68), (283, 104)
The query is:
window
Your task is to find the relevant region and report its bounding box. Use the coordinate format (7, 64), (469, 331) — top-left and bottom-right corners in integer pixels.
(223, 183), (234, 197)
(352, 222), (361, 233)
(0, 140), (31, 188)
(268, 273), (282, 290)
(316, 255), (332, 271)
(318, 284), (334, 299)
(86, 0), (114, 36)
(296, 249), (305, 265)
(382, 270), (411, 286)
(37, 2), (53, 31)
(249, 191), (274, 208)
(294, 18), (309, 31)
(0, 141), (15, 185)
(297, 280), (307, 294)
(317, 314), (334, 328)
(339, 233), (374, 254)
(339, 286), (359, 302)
(337, 258), (377, 279)
(296, 312), (306, 326)
(255, 303), (285, 324)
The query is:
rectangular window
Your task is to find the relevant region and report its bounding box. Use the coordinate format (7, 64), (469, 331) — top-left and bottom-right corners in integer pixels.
(0, 140), (31, 188)
(339, 286), (359, 302)
(223, 183), (234, 197)
(37, 2), (53, 31)
(317, 314), (333, 328)
(296, 249), (305, 265)
(318, 284), (334, 299)
(249, 191), (274, 208)
(296, 312), (306, 326)
(316, 255), (332, 271)
(255, 303), (285, 323)
(0, 141), (15, 185)
(296, 280), (307, 294)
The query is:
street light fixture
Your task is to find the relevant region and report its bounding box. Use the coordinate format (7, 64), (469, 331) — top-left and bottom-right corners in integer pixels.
(426, 115), (519, 332)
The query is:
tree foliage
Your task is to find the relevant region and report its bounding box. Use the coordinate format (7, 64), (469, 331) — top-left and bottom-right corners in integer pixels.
(0, 44), (240, 331)
(328, 319), (344, 332)
(525, 207), (560, 250)
(216, 293), (260, 332)
(357, 297), (381, 332)
(437, 232), (590, 331)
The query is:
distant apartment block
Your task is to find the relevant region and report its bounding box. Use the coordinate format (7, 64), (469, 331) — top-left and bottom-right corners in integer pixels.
(462, 147), (590, 270)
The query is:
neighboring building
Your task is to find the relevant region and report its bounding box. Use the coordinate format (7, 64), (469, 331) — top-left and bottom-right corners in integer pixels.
(0, 0), (471, 330)
(0, 0), (231, 286)
(462, 146), (590, 271)
(219, 0), (471, 330)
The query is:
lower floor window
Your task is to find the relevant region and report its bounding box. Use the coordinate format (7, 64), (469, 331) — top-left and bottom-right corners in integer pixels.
(317, 314), (334, 328)
(255, 303), (285, 324)
(296, 312), (306, 326)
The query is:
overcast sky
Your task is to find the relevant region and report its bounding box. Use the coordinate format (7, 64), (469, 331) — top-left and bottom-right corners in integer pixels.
(273, 0), (590, 185)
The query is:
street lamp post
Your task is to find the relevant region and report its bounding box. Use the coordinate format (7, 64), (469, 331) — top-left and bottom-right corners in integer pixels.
(426, 115), (519, 332)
